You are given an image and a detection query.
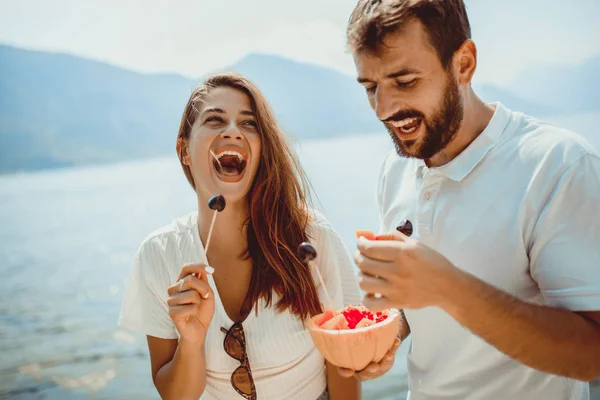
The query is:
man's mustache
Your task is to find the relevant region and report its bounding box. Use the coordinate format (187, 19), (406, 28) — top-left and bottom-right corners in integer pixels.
(381, 110), (424, 123)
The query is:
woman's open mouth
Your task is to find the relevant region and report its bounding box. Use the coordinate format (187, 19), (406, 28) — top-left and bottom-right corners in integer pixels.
(211, 148), (248, 183)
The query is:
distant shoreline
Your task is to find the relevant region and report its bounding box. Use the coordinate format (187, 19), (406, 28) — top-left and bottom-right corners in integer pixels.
(0, 132), (387, 176)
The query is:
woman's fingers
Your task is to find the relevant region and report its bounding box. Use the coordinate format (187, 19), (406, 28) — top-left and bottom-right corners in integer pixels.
(167, 289), (202, 307)
(167, 274), (212, 299)
(176, 263), (214, 281)
(168, 304), (201, 321)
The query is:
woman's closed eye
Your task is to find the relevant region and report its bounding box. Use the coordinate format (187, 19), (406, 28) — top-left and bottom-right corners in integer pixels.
(241, 120), (258, 129)
(205, 116), (225, 125)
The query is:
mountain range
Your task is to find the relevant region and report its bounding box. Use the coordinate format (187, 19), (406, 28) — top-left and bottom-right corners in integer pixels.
(0, 44), (598, 172)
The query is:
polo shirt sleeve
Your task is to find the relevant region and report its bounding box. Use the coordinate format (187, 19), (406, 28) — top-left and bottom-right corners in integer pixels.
(376, 153), (390, 234)
(529, 153), (600, 311)
(118, 237), (179, 339)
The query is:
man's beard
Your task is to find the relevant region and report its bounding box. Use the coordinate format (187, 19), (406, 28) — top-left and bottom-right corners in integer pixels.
(384, 73), (464, 160)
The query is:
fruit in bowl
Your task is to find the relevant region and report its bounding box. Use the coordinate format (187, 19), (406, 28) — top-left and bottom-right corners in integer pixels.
(298, 235), (400, 371)
(307, 305), (400, 371)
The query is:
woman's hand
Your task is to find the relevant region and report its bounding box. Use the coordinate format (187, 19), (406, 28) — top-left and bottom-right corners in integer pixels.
(167, 263), (215, 343)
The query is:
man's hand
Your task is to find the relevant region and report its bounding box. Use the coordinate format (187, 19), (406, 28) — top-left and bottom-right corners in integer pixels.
(355, 233), (600, 381)
(355, 231), (461, 311)
(337, 337), (401, 380)
(337, 310), (409, 381)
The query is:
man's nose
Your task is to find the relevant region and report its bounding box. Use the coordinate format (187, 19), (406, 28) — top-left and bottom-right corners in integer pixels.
(373, 86), (398, 122)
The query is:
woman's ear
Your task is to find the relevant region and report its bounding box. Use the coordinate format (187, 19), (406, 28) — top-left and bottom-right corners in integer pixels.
(177, 137), (192, 165)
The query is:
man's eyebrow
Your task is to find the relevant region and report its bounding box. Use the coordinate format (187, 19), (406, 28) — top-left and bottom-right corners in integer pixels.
(387, 68), (419, 78)
(357, 67), (420, 84)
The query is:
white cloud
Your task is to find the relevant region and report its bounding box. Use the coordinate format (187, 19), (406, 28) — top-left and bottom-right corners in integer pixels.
(0, 0), (598, 85)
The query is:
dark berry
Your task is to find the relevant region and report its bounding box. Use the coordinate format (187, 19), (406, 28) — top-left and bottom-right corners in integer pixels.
(396, 219), (413, 237)
(208, 194), (226, 212)
(298, 242), (317, 263)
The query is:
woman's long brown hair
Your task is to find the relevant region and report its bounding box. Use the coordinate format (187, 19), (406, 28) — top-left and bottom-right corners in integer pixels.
(176, 72), (323, 321)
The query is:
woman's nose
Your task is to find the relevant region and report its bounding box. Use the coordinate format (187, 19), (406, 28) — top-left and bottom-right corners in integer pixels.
(220, 124), (243, 140)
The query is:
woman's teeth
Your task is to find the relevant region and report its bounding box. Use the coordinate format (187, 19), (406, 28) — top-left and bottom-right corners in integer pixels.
(212, 149), (248, 178)
(216, 150), (245, 162)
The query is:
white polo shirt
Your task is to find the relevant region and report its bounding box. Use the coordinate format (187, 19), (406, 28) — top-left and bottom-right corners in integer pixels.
(377, 102), (600, 400)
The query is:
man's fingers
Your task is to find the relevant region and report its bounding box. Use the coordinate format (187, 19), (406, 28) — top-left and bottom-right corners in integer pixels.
(384, 337), (402, 361)
(357, 237), (401, 262)
(355, 230), (377, 240)
(337, 367), (354, 378)
(337, 366), (378, 381)
(374, 230), (408, 241)
(362, 293), (395, 312)
(353, 365), (380, 381)
(354, 365), (383, 381)
(341, 338), (401, 380)
(362, 338), (401, 373)
(354, 250), (395, 279)
(358, 273), (390, 295)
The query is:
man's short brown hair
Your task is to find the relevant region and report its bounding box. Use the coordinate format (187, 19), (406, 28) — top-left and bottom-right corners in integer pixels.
(346, 0), (471, 67)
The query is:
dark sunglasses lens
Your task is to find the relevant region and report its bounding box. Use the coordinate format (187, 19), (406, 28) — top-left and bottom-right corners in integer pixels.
(232, 365), (254, 396)
(224, 332), (245, 361)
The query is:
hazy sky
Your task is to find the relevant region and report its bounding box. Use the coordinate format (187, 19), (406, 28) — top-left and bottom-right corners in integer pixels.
(0, 0), (598, 85)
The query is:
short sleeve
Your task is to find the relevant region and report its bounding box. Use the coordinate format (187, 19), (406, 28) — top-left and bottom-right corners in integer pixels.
(311, 211), (361, 309)
(530, 154), (600, 311)
(118, 238), (179, 339)
(376, 153), (390, 235)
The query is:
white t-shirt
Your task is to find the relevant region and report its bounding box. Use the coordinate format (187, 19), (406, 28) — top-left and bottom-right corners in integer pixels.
(377, 102), (600, 400)
(119, 210), (361, 400)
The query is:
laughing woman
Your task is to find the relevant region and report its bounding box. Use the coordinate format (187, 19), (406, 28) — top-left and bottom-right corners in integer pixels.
(118, 73), (362, 400)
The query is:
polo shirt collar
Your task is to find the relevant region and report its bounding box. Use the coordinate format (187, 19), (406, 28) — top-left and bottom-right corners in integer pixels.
(413, 102), (510, 181)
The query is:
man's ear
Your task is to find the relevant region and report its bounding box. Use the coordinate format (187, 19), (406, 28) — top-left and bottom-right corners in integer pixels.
(453, 39), (477, 86)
